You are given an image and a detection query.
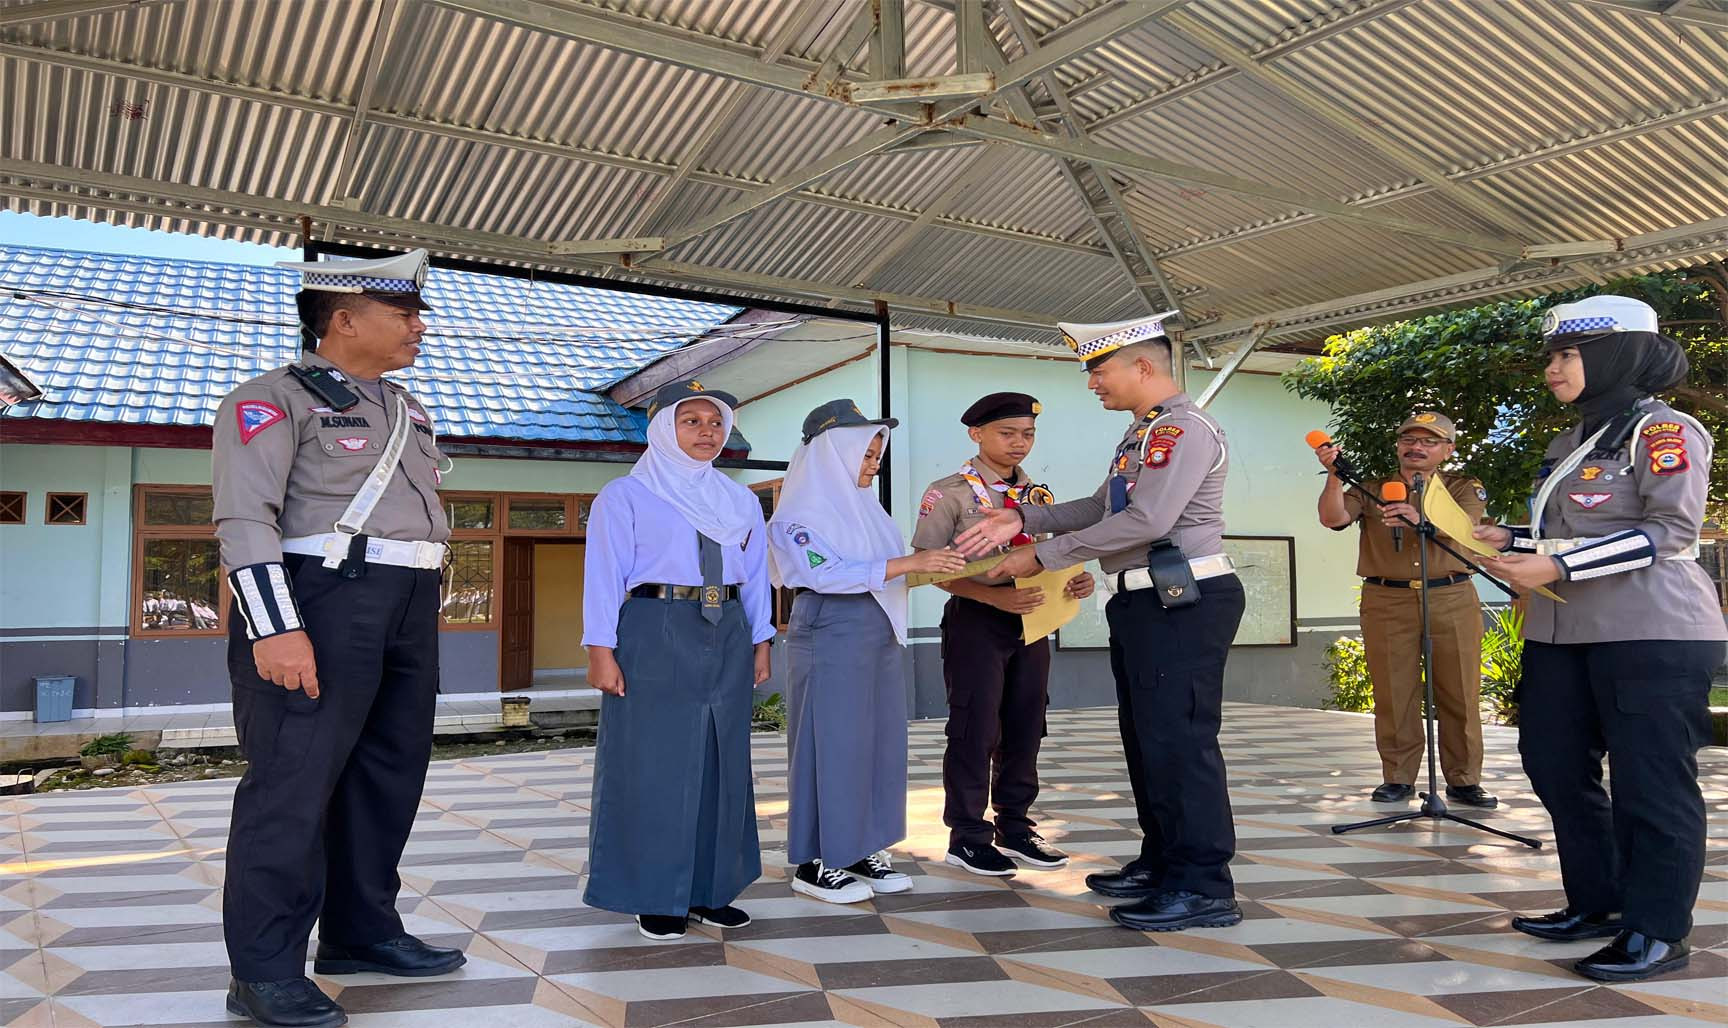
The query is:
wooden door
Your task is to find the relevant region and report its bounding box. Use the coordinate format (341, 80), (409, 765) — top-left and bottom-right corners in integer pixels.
(500, 538), (535, 691)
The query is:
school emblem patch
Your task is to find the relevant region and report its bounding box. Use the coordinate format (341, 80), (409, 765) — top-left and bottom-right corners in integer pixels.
(793, 531), (810, 546)
(1568, 492), (1612, 509)
(806, 550), (826, 568)
(235, 400), (285, 444)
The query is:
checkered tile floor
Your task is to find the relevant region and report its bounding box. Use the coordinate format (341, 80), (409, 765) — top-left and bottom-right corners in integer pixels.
(3, 703), (1725, 1027)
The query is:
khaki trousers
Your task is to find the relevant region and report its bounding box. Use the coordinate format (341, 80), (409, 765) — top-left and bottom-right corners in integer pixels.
(1359, 581), (1485, 786)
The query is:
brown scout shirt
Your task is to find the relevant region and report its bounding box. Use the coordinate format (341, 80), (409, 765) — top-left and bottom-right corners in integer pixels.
(212, 351), (451, 572)
(1339, 473), (1487, 580)
(911, 458), (1041, 586)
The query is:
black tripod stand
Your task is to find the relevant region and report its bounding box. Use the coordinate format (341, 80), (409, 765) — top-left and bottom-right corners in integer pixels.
(1331, 473), (1542, 849)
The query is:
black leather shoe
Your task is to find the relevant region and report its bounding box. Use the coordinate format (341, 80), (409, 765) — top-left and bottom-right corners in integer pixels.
(313, 934), (466, 977)
(1574, 930), (1689, 982)
(1445, 784), (1499, 808)
(1109, 890), (1243, 932)
(1512, 907), (1624, 942)
(1370, 783), (1415, 802)
(1085, 865), (1162, 899)
(226, 977), (347, 1027)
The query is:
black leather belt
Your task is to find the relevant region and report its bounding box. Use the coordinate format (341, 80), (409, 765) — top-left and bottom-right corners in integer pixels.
(630, 584), (740, 601)
(1363, 573), (1472, 590)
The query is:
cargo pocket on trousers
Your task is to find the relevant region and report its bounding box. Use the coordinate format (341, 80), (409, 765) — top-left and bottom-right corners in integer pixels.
(1615, 677), (1711, 748)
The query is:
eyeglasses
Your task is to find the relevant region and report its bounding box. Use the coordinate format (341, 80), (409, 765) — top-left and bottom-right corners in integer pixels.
(1397, 435), (1450, 448)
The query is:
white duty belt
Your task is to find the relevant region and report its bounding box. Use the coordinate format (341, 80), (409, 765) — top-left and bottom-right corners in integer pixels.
(1103, 553), (1235, 595)
(1534, 537), (1702, 561)
(282, 534), (447, 569)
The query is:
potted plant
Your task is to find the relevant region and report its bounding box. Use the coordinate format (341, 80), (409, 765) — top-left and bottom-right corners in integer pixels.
(79, 732), (134, 770)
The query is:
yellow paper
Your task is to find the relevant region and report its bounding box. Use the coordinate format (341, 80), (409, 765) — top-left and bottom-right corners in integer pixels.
(1018, 564), (1084, 644)
(904, 551), (1009, 588)
(1423, 481), (1565, 603)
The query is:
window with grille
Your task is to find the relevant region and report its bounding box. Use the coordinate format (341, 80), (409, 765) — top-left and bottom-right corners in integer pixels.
(46, 492), (87, 525)
(133, 486), (225, 637)
(0, 491), (23, 524)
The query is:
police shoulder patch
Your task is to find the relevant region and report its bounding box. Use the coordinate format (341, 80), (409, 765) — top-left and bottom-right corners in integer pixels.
(235, 400), (286, 444)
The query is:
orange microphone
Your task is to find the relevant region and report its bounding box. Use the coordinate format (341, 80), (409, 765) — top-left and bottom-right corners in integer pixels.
(1305, 429), (1333, 449)
(1307, 430), (1358, 481)
(1381, 481), (1408, 550)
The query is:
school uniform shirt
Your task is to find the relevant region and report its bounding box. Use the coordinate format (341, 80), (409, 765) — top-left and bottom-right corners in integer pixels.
(767, 525), (887, 594)
(580, 475), (776, 649)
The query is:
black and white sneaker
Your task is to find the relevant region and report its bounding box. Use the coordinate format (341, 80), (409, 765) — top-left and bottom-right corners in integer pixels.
(946, 842), (1017, 877)
(844, 851), (914, 894)
(636, 914), (687, 941)
(688, 905), (751, 929)
(996, 832), (1069, 869)
(791, 861), (873, 904)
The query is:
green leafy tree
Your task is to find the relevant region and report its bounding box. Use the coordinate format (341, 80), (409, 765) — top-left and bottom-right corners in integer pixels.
(1283, 268), (1727, 522)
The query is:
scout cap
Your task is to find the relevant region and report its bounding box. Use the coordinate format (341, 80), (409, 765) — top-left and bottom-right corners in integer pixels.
(961, 392), (1041, 426)
(647, 379), (739, 421)
(276, 248), (434, 313)
(1540, 296), (1659, 350)
(800, 398), (897, 444)
(1397, 411), (1456, 442)
(1058, 311), (1180, 371)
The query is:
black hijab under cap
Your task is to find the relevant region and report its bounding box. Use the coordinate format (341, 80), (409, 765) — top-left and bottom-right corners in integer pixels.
(1562, 331), (1690, 434)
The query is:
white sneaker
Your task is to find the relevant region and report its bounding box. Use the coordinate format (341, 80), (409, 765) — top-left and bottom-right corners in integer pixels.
(791, 861), (873, 904)
(844, 851), (915, 894)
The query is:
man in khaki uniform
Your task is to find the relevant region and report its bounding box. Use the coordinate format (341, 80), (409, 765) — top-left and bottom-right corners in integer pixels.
(214, 248), (463, 1028)
(1316, 411), (1495, 808)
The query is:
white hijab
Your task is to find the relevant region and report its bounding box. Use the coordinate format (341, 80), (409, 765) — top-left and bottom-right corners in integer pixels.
(629, 396), (760, 546)
(769, 424), (909, 644)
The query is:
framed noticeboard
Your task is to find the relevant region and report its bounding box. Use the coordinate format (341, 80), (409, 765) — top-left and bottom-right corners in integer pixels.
(1055, 535), (1297, 650)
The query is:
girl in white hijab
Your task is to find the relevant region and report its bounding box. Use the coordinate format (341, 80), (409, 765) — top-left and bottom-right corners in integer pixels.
(768, 400), (966, 903)
(582, 381), (775, 942)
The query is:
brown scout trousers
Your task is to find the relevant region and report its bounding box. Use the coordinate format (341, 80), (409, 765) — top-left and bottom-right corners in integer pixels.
(1359, 581), (1485, 787)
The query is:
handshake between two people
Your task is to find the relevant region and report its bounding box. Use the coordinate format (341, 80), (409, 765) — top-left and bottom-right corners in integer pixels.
(940, 508), (1096, 606)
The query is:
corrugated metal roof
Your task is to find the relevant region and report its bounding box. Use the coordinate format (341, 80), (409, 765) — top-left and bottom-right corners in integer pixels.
(2, 0), (1724, 346)
(0, 242), (743, 441)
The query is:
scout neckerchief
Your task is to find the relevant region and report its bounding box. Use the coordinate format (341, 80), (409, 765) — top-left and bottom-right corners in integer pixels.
(958, 460), (1054, 546)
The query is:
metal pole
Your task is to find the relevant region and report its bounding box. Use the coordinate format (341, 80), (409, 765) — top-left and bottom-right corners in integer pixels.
(874, 299), (892, 509)
(298, 215), (318, 353)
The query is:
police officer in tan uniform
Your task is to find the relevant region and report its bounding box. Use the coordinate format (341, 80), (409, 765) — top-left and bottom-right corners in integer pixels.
(213, 249), (463, 1028)
(1478, 296), (1724, 983)
(1315, 412), (1496, 808)
(957, 314), (1245, 933)
(911, 393), (1092, 877)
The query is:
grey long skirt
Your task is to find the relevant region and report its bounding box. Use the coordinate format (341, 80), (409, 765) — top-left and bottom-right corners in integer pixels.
(583, 596), (761, 915)
(784, 592), (908, 868)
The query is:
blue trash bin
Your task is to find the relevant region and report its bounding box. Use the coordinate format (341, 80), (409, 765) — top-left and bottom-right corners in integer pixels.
(34, 675), (76, 723)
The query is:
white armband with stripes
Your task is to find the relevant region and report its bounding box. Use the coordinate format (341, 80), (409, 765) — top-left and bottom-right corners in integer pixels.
(1552, 530), (1656, 582)
(228, 562), (305, 640)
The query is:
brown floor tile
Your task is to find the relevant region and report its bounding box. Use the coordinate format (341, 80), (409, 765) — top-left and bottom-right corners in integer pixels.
(726, 914), (890, 941)
(817, 955), (1007, 990)
(872, 890), (1030, 915)
(54, 965), (227, 996)
(1247, 939), (1448, 969)
(1116, 968), (1321, 1005)
(623, 989), (828, 1027)
(979, 927), (1155, 956)
(939, 1010), (1152, 1028)
(1429, 986), (1615, 1026)
(542, 940), (726, 975)
(336, 976), (540, 1014)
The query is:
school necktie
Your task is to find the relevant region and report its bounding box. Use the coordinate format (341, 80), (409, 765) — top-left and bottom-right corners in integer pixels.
(698, 532), (724, 624)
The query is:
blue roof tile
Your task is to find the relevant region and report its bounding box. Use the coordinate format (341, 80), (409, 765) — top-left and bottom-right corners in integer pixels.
(0, 244), (742, 445)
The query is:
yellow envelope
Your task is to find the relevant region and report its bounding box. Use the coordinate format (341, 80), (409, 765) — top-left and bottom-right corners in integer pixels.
(1018, 564), (1084, 643)
(1423, 482), (1565, 603)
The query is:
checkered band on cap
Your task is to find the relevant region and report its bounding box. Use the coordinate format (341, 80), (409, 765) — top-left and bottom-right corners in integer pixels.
(1540, 296), (1659, 341)
(1548, 315), (1617, 336)
(301, 273), (420, 295)
(1058, 310), (1179, 365)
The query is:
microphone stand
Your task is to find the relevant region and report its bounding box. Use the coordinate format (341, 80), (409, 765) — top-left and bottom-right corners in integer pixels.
(1332, 474), (1542, 849)
(1324, 460), (1517, 601)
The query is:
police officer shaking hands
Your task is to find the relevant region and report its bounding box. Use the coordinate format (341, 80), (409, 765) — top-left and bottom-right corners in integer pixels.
(213, 249), (463, 1027)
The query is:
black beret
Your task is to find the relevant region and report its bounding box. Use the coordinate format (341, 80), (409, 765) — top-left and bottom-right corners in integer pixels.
(961, 392), (1041, 427)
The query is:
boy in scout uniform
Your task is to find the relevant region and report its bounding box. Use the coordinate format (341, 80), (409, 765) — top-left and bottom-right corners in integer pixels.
(1315, 411), (1496, 808)
(213, 249), (463, 1028)
(955, 316), (1247, 933)
(911, 392), (1093, 876)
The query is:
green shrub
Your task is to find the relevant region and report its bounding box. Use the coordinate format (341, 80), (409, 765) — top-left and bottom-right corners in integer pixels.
(752, 691), (788, 732)
(1322, 636), (1374, 713)
(1480, 605), (1524, 725)
(79, 733), (134, 758)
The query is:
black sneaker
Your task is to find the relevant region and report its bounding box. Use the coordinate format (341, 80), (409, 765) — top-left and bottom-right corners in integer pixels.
(946, 842), (1017, 877)
(845, 851), (914, 894)
(688, 904), (751, 929)
(636, 914), (687, 941)
(791, 861), (873, 904)
(996, 832), (1069, 869)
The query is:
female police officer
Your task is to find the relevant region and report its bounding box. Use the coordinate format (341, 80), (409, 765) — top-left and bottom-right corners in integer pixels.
(1477, 295), (1724, 983)
(582, 381), (775, 941)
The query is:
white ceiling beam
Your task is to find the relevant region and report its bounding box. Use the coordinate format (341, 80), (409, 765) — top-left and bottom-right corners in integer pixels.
(647, 123), (927, 256)
(0, 41), (1110, 262)
(0, 161), (1067, 330)
(1192, 323), (1269, 409)
(932, 0), (1187, 121)
(1557, 0), (1728, 30)
(948, 115), (1527, 256)
(871, 0), (907, 80)
(327, 0), (401, 208)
